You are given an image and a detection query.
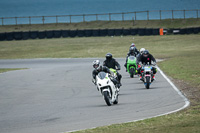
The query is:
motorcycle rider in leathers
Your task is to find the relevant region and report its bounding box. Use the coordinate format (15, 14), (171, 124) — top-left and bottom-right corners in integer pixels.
(124, 46), (137, 71)
(92, 60), (120, 88)
(137, 50), (157, 81)
(136, 48), (145, 61)
(128, 43), (139, 56)
(103, 53), (122, 86)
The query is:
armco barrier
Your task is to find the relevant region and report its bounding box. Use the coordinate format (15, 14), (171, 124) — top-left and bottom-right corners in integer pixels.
(0, 27), (199, 41)
(30, 31), (38, 39)
(0, 33), (6, 41)
(38, 31), (46, 39)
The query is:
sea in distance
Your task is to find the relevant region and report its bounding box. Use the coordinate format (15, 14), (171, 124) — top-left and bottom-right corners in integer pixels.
(0, 0), (200, 25)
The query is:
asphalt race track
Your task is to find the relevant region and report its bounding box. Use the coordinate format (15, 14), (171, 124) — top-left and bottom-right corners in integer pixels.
(0, 58), (189, 133)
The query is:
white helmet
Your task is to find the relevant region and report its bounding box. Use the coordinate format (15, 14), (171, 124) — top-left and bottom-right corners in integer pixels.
(93, 60), (100, 69)
(130, 43), (135, 47)
(140, 48), (145, 54)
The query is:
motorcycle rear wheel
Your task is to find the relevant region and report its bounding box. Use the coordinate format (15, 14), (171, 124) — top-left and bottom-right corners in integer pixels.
(130, 68), (135, 78)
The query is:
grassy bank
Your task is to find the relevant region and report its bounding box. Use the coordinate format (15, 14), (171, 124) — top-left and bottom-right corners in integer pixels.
(0, 18), (200, 32)
(75, 105), (200, 133)
(0, 34), (200, 133)
(0, 68), (27, 73)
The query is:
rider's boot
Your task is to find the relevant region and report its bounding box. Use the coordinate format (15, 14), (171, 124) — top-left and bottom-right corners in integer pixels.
(119, 79), (122, 86)
(114, 83), (120, 92)
(116, 86), (120, 92)
(139, 75), (143, 81)
(116, 82), (121, 88)
(151, 74), (156, 81)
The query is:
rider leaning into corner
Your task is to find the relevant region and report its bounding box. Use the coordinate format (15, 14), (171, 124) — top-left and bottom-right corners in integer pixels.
(92, 60), (121, 88)
(103, 53), (122, 87)
(137, 50), (157, 81)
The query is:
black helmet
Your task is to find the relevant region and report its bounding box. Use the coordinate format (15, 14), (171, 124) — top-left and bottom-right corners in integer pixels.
(143, 50), (149, 57)
(105, 53), (112, 60)
(129, 47), (135, 53)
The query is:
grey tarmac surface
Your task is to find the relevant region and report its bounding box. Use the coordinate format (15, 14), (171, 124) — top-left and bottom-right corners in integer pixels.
(0, 58), (188, 133)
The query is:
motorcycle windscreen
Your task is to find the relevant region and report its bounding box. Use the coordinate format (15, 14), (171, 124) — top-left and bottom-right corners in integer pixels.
(144, 66), (151, 71)
(98, 72), (107, 79)
(128, 56), (136, 61)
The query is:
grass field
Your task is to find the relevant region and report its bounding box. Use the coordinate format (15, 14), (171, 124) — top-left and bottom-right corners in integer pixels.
(0, 27), (200, 132)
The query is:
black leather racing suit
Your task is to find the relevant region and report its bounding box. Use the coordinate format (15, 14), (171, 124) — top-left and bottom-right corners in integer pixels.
(103, 58), (122, 84)
(137, 54), (157, 74)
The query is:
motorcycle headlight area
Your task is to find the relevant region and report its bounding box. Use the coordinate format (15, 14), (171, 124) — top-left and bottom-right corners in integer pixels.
(98, 80), (109, 86)
(107, 80), (109, 84)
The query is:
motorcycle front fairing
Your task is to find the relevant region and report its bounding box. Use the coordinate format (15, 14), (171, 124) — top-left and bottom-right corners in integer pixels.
(143, 66), (152, 82)
(96, 72), (117, 102)
(96, 72), (112, 95)
(127, 56), (137, 69)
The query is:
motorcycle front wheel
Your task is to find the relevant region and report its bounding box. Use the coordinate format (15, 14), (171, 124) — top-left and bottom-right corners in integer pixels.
(130, 68), (135, 78)
(145, 76), (150, 89)
(103, 91), (112, 106)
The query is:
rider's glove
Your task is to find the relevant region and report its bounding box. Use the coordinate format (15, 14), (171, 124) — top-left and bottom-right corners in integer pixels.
(153, 62), (157, 66)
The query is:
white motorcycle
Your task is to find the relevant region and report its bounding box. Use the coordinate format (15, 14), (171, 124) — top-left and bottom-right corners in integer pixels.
(94, 71), (119, 106)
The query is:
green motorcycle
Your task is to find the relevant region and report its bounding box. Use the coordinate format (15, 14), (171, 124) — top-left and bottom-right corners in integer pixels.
(126, 56), (137, 78)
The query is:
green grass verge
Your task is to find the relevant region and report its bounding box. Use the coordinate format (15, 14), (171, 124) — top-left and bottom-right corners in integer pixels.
(0, 68), (27, 73)
(0, 34), (199, 133)
(74, 105), (200, 133)
(0, 18), (200, 32)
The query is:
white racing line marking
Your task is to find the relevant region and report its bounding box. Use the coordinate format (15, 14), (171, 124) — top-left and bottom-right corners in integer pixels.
(64, 66), (190, 133)
(156, 66), (190, 113)
(125, 66), (190, 123)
